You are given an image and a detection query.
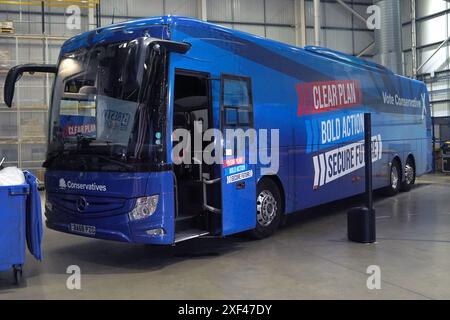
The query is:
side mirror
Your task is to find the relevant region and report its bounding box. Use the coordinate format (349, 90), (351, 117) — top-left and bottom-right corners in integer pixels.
(3, 64), (57, 108)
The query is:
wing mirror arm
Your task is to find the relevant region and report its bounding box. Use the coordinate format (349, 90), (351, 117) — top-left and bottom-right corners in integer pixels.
(4, 64), (57, 108)
(151, 40), (191, 54)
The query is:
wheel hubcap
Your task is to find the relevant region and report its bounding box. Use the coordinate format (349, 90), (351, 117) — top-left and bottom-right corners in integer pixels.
(405, 164), (414, 185)
(257, 190), (277, 227)
(391, 165), (399, 189)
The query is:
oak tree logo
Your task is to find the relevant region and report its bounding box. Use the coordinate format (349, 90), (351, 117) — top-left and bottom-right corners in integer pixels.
(59, 178), (67, 190)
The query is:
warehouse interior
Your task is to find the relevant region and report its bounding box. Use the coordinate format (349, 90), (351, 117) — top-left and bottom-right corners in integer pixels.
(0, 0), (450, 300)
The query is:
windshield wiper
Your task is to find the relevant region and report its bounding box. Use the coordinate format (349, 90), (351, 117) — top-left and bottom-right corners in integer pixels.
(43, 151), (66, 167)
(76, 135), (96, 149)
(44, 151), (133, 171)
(92, 154), (134, 170)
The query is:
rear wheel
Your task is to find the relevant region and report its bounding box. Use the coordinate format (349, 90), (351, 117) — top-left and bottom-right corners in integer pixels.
(384, 160), (401, 196)
(249, 179), (282, 239)
(401, 157), (416, 192)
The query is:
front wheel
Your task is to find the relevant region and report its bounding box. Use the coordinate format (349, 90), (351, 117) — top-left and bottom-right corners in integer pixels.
(249, 179), (282, 239)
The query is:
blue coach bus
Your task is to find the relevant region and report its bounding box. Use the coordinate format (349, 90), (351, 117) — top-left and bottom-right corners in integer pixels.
(4, 16), (432, 245)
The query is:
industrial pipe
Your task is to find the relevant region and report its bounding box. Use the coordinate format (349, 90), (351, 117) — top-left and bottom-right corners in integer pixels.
(314, 0), (320, 46)
(374, 0), (403, 74)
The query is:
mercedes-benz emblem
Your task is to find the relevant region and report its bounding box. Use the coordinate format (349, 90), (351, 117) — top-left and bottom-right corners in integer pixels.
(76, 197), (89, 212)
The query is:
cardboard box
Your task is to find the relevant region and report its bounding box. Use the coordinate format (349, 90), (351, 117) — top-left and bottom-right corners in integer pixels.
(21, 118), (45, 137)
(35, 168), (46, 184)
(0, 21), (14, 33)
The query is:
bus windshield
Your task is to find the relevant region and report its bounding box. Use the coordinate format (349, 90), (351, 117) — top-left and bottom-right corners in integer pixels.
(46, 37), (168, 172)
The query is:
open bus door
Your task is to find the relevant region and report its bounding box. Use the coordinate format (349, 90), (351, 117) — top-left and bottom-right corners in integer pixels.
(219, 74), (257, 235)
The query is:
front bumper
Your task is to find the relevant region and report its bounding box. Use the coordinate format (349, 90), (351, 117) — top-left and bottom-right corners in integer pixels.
(45, 191), (175, 245)
(44, 170), (175, 245)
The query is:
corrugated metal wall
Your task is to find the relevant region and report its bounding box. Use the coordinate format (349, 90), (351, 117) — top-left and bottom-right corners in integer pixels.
(0, 2), (95, 179)
(0, 0), (383, 176)
(207, 0), (295, 44)
(402, 0), (450, 118)
(96, 0), (372, 52)
(305, 0), (373, 54)
(6, 0), (449, 174)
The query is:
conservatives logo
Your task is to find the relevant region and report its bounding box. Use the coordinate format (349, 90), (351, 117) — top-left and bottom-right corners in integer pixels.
(59, 178), (67, 190)
(58, 178), (107, 192)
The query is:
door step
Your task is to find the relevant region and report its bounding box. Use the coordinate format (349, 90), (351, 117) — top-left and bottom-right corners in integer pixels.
(175, 214), (198, 222)
(175, 229), (209, 243)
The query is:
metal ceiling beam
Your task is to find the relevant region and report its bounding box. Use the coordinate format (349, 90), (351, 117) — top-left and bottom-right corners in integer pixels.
(295, 0), (307, 47)
(357, 41), (375, 57)
(411, 0), (417, 78)
(417, 36), (450, 73)
(198, 0), (207, 21)
(335, 0), (368, 25)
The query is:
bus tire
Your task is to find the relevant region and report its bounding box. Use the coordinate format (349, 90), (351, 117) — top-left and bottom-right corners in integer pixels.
(401, 157), (416, 192)
(384, 159), (402, 196)
(249, 179), (282, 239)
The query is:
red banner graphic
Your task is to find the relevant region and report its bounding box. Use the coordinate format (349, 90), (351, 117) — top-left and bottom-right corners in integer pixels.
(223, 157), (245, 168)
(297, 80), (362, 116)
(63, 124), (96, 137)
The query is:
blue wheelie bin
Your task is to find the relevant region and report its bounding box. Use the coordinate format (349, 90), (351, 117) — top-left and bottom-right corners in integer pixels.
(0, 171), (43, 285)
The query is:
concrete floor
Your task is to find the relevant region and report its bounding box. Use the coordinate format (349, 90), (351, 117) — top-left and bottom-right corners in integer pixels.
(1, 174), (450, 299)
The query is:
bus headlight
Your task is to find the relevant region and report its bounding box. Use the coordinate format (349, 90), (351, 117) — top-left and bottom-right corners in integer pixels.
(129, 195), (159, 221)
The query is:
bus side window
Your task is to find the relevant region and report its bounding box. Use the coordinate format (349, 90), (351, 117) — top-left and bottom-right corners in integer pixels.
(221, 75), (253, 128)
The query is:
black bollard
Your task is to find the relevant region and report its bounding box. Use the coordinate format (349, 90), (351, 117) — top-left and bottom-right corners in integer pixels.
(347, 113), (376, 243)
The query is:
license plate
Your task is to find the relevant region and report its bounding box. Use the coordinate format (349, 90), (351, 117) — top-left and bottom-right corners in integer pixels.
(69, 223), (96, 236)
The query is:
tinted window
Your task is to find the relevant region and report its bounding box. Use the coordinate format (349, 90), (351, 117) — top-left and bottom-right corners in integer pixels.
(223, 79), (249, 107)
(222, 76), (253, 127)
